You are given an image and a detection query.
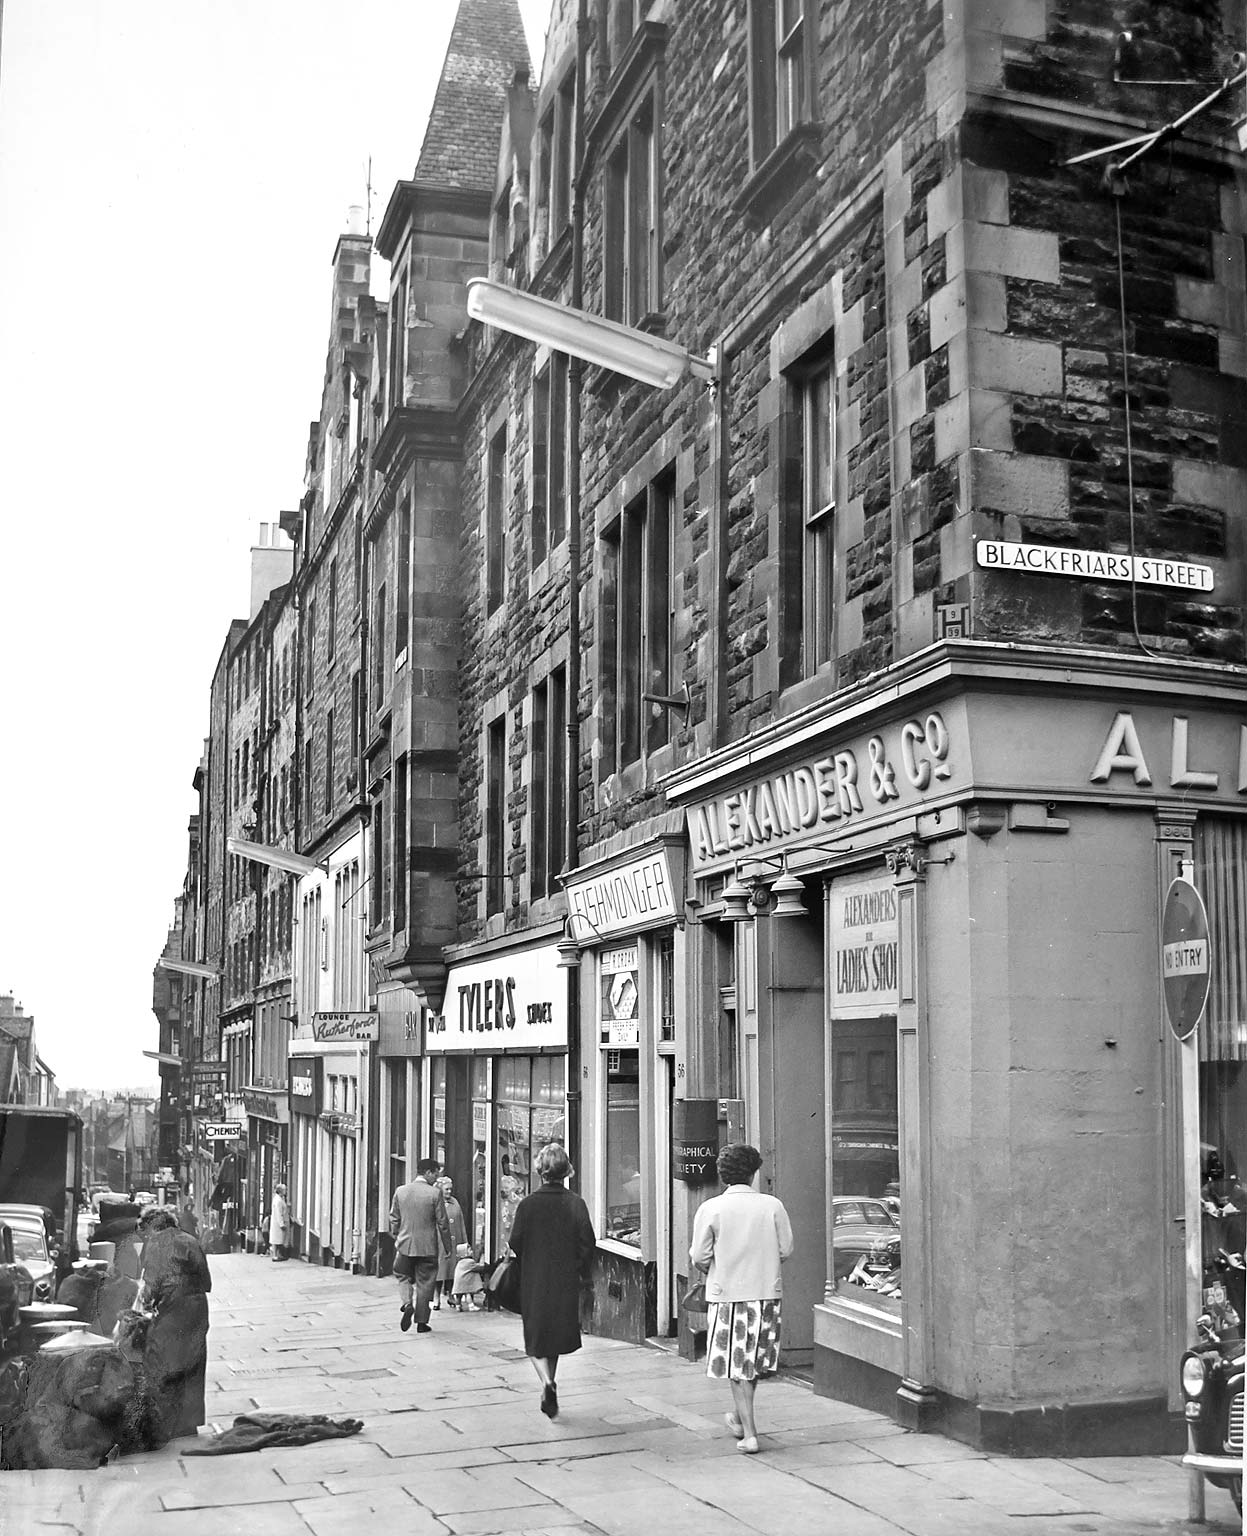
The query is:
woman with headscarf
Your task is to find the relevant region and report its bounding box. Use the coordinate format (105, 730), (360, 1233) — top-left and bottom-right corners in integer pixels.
(434, 1176), (468, 1309)
(133, 1206), (212, 1440)
(689, 1143), (794, 1455)
(268, 1184), (291, 1262)
(506, 1143), (596, 1419)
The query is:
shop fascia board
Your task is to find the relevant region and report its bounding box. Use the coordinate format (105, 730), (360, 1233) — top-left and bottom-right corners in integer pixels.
(661, 640), (1247, 803)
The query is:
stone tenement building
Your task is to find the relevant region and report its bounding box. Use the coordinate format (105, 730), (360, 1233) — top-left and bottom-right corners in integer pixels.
(156, 0), (1247, 1455)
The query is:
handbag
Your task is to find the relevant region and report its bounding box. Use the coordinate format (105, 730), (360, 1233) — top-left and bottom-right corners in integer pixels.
(487, 1253), (522, 1313)
(681, 1279), (708, 1314)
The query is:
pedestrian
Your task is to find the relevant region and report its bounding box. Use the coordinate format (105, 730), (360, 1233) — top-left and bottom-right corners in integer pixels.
(507, 1142), (595, 1419)
(130, 1204), (213, 1440)
(388, 1158), (451, 1334)
(177, 1201), (198, 1236)
(450, 1243), (487, 1310)
(689, 1142), (794, 1455)
(268, 1184), (291, 1262)
(434, 1176), (467, 1310)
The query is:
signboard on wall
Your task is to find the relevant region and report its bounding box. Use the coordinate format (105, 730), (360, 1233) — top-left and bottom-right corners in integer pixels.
(289, 1056), (322, 1116)
(673, 1099), (718, 1181)
(565, 849), (678, 941)
(830, 877), (900, 1016)
(312, 1012), (378, 1044)
(599, 945), (640, 1046)
(431, 944), (566, 1053)
(684, 709), (960, 875)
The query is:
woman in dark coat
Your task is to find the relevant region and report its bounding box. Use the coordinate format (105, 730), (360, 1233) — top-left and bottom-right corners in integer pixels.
(507, 1142), (595, 1419)
(135, 1206), (212, 1439)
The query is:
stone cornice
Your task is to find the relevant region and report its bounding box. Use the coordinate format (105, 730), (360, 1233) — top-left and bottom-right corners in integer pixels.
(662, 641), (1247, 802)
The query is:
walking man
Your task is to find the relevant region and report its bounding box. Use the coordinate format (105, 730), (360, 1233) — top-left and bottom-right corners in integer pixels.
(389, 1158), (451, 1334)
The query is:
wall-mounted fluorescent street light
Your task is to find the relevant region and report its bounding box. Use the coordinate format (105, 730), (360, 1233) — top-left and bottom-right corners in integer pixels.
(227, 837), (324, 878)
(156, 958), (223, 980)
(466, 278), (717, 390)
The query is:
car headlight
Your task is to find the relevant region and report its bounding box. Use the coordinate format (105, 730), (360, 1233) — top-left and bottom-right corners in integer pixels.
(1182, 1355), (1207, 1397)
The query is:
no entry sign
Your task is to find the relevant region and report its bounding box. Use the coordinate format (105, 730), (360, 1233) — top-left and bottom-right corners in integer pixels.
(1161, 877), (1211, 1040)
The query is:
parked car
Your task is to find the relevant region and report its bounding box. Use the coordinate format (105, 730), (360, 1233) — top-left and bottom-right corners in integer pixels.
(1182, 1309), (1244, 1516)
(0, 1207), (57, 1301)
(0, 1220), (34, 1356)
(831, 1196), (900, 1280)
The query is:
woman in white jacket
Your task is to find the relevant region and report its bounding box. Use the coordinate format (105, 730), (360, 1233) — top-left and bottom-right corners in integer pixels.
(689, 1143), (794, 1455)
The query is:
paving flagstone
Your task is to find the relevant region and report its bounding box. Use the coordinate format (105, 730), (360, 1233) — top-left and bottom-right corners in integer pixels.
(0, 1253), (1236, 1536)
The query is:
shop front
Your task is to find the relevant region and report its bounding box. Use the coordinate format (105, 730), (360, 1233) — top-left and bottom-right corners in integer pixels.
(242, 1085), (288, 1252)
(564, 839), (685, 1344)
(288, 1053), (321, 1260)
(667, 643), (1247, 1453)
(376, 985), (430, 1270)
(432, 939), (567, 1266)
(286, 1010), (373, 1269)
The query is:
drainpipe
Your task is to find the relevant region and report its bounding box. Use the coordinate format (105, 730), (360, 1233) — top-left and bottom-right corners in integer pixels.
(564, 0), (590, 1192)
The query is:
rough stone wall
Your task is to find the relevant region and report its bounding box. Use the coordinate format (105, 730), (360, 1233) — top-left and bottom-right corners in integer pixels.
(895, 0), (1247, 658)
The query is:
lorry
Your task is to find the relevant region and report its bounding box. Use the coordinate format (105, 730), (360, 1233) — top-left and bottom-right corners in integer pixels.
(0, 1107), (84, 1275)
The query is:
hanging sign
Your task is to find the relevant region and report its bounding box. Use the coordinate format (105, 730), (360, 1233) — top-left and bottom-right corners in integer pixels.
(1161, 877), (1212, 1040)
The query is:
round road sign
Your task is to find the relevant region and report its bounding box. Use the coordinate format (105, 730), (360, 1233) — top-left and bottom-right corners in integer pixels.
(1161, 877), (1211, 1041)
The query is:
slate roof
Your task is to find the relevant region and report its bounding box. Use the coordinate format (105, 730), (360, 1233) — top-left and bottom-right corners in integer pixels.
(414, 0), (533, 193)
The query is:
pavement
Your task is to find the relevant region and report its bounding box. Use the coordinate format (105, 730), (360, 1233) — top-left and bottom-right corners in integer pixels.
(0, 1254), (1239, 1536)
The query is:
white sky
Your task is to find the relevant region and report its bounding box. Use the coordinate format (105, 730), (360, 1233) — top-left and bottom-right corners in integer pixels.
(0, 0), (549, 1092)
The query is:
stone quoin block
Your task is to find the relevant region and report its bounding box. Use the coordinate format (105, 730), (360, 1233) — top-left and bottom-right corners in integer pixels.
(973, 449), (1070, 519)
(963, 221), (1060, 285)
(970, 331), (1063, 397)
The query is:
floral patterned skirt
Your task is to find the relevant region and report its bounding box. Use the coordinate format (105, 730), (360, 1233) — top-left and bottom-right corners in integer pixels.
(705, 1300), (782, 1382)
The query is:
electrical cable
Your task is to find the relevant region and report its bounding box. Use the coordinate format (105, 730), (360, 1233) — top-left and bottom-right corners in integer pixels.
(1113, 192), (1160, 658)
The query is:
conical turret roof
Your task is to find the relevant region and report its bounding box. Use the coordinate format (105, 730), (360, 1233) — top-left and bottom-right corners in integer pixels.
(415, 0), (533, 193)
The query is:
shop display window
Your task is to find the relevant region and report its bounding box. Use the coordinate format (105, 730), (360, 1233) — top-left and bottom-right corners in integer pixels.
(605, 1049), (642, 1247)
(1194, 819), (1247, 1329)
(829, 1014), (901, 1312)
(430, 1057), (447, 1166)
(494, 1055), (566, 1256)
(388, 1064), (407, 1196)
(471, 1058), (489, 1252)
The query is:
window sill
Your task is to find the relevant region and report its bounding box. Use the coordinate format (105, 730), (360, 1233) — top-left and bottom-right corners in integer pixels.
(531, 225), (572, 291)
(588, 21), (668, 152)
(735, 123), (823, 227)
(813, 1296), (903, 1374)
(597, 1236), (645, 1261)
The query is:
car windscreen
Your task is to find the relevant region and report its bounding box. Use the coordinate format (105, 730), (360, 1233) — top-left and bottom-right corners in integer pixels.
(8, 1229), (48, 1263)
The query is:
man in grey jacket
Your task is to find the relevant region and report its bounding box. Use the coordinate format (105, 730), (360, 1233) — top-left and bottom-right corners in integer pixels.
(389, 1158), (452, 1333)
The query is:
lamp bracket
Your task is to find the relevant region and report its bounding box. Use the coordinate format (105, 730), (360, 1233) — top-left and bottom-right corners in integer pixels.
(641, 682), (691, 716)
(884, 840), (955, 877)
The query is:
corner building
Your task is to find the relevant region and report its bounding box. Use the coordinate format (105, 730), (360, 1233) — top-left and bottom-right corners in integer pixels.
(462, 0), (1247, 1452)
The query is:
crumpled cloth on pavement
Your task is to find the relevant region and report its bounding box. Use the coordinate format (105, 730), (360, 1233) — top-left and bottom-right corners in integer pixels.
(182, 1411), (364, 1455)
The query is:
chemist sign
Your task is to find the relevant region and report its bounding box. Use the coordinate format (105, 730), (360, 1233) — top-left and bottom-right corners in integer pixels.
(1161, 877), (1211, 1041)
(830, 876), (900, 1016)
